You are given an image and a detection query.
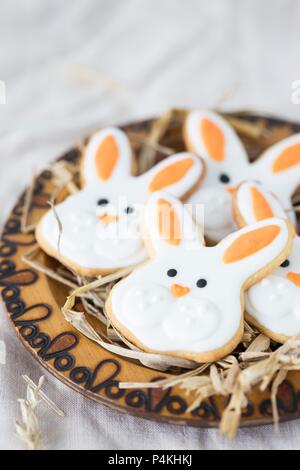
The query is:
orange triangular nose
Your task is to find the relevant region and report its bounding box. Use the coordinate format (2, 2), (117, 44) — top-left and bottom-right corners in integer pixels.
(287, 272), (300, 286)
(171, 284), (190, 298)
(226, 186), (236, 194)
(99, 213), (118, 224)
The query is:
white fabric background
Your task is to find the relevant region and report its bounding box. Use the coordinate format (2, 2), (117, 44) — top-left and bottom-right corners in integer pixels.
(1, 0), (300, 450)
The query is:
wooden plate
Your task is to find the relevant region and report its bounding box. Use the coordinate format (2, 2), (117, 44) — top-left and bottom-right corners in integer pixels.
(2, 111), (300, 428)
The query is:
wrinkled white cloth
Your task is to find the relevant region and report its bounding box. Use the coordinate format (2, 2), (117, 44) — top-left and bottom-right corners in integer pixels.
(1, 0), (300, 450)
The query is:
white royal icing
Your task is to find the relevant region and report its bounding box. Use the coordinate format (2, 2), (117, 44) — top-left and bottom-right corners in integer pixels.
(39, 127), (204, 272)
(246, 238), (300, 338)
(110, 192), (290, 357)
(235, 182), (300, 339)
(188, 186), (236, 241)
(184, 110), (300, 241)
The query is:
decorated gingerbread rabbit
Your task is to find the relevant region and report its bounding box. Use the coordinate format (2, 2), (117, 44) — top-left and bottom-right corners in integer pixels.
(36, 127), (205, 276)
(107, 191), (293, 362)
(233, 180), (300, 342)
(184, 110), (300, 242)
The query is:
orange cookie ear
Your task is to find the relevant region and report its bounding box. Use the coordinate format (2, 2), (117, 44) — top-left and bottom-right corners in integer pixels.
(200, 118), (225, 162)
(184, 110), (249, 168)
(251, 186), (274, 221)
(145, 152), (204, 198)
(157, 198), (181, 246)
(149, 158), (194, 192)
(272, 142), (300, 173)
(218, 219), (291, 285)
(95, 135), (119, 181)
(81, 127), (133, 185)
(145, 191), (203, 254)
(234, 181), (287, 228)
(223, 225), (281, 264)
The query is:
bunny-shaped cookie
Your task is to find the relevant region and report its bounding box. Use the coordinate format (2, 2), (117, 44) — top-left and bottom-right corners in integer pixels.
(106, 191), (293, 362)
(36, 127), (205, 276)
(233, 180), (300, 342)
(184, 110), (300, 242)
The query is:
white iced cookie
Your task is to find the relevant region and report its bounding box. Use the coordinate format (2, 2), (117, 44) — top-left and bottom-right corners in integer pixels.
(36, 127), (205, 276)
(233, 181), (300, 343)
(106, 191), (293, 362)
(184, 110), (300, 242)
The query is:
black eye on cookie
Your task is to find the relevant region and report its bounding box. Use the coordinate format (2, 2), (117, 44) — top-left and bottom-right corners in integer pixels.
(167, 269), (177, 277)
(97, 198), (109, 206)
(124, 206), (134, 214)
(196, 279), (207, 288)
(280, 260), (290, 268)
(219, 173), (231, 184)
